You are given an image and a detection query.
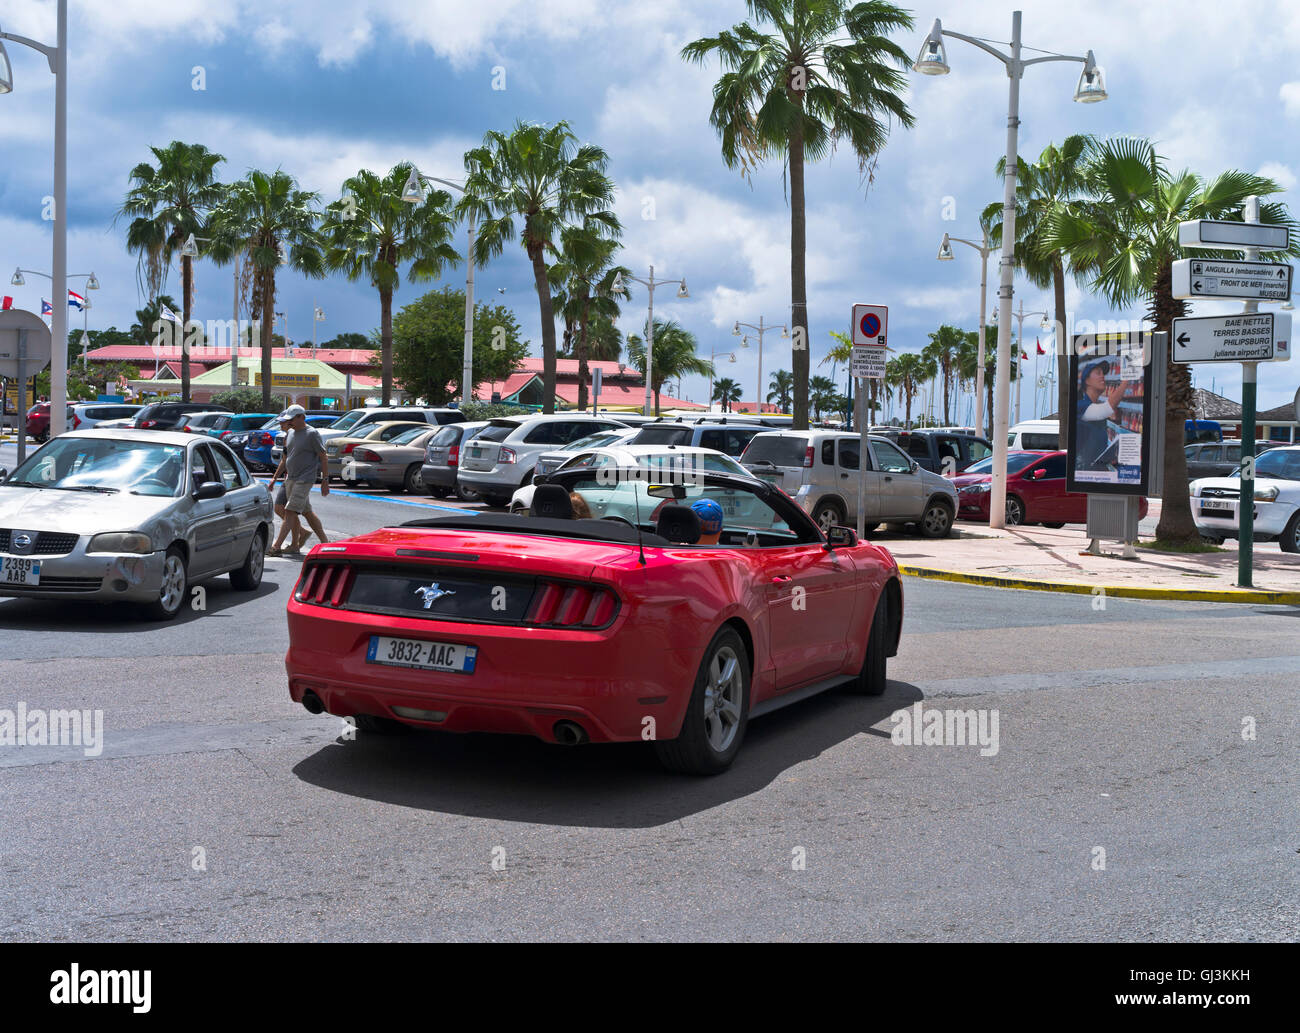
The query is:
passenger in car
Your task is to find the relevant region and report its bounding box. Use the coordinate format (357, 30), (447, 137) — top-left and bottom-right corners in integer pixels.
(569, 492), (592, 519)
(691, 498), (724, 545)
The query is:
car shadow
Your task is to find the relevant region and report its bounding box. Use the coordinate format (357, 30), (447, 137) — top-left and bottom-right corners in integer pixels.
(290, 679), (925, 828)
(0, 576), (283, 630)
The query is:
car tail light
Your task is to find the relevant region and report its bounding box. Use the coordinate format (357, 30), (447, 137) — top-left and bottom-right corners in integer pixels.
(523, 581), (618, 629)
(803, 445), (814, 468)
(295, 563), (355, 607)
(260, 432), (273, 445)
(140, 420), (158, 429)
(447, 445), (459, 468)
(353, 448), (381, 462)
(499, 446), (517, 464)
(343, 442), (361, 454)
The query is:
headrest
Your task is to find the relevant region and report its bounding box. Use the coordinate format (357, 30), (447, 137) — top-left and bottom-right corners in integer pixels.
(532, 483), (573, 519)
(655, 504), (701, 545)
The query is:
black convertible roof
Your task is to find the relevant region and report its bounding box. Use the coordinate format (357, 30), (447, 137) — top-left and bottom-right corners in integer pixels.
(399, 513), (672, 547)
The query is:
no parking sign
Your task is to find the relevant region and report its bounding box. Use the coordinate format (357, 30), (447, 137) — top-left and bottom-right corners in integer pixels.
(851, 304), (887, 347)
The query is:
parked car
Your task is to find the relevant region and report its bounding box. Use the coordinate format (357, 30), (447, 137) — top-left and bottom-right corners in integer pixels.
(132, 401), (230, 431)
(1184, 440), (1279, 480)
(529, 426), (638, 481)
(420, 421), (488, 500)
(344, 426), (440, 493)
(206, 412), (278, 444)
(175, 412), (231, 435)
(284, 463), (904, 774)
(896, 429), (993, 474)
(329, 422), (430, 481)
(457, 414), (630, 508)
(628, 417), (768, 457)
(1192, 445), (1300, 551)
(316, 406), (465, 446)
(0, 430), (272, 619)
(1006, 419), (1061, 452)
(948, 450), (1150, 527)
(23, 403), (74, 443)
(70, 403), (142, 431)
(740, 429), (959, 537)
(257, 414), (339, 470)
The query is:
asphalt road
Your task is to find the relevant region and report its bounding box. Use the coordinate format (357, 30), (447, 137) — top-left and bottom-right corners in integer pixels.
(1, 481), (1297, 941)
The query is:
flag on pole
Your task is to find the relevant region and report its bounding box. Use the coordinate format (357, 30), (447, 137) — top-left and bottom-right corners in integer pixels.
(1020, 350), (1029, 361)
(160, 305), (182, 324)
(1035, 339), (1045, 355)
(1, 296), (12, 310)
(68, 289), (86, 311)
(41, 299), (53, 316)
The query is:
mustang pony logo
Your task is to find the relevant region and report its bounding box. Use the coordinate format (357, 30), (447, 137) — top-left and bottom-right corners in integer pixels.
(413, 583), (455, 609)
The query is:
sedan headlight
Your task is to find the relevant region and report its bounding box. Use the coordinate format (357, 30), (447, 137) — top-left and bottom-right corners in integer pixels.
(87, 532), (153, 554)
(1254, 486), (1279, 502)
(964, 482), (991, 494)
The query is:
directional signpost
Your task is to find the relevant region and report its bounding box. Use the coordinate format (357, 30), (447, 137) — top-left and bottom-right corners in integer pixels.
(1174, 207), (1293, 587)
(1172, 258), (1292, 303)
(850, 304), (888, 538)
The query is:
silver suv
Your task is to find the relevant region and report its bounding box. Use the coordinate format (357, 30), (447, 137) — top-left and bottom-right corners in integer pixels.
(457, 414), (629, 507)
(741, 429), (958, 537)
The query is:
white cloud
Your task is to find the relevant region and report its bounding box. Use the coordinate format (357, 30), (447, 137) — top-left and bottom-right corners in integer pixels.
(1259, 162), (1297, 193)
(1281, 82), (1300, 117)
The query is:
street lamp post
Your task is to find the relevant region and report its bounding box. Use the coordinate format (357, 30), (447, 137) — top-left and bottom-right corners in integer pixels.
(732, 316), (788, 416)
(2, 1), (68, 435)
(10, 267), (98, 386)
(937, 229), (991, 436)
(915, 10), (1107, 527)
(612, 266), (689, 416)
(403, 169), (474, 404)
(707, 340), (744, 412)
(312, 304), (325, 358)
(180, 233), (245, 390)
(996, 300), (1050, 424)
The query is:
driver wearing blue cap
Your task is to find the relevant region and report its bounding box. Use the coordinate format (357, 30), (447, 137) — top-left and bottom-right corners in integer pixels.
(691, 498), (724, 545)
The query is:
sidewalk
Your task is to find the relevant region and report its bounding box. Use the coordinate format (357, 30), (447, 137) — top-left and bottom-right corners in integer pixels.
(882, 522), (1300, 604)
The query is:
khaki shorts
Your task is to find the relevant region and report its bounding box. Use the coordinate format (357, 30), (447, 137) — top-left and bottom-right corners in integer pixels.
(284, 478), (314, 514)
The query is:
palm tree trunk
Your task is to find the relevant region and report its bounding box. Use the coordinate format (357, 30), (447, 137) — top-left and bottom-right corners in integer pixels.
(943, 363), (952, 425)
(530, 244), (557, 414)
(1151, 261), (1196, 542)
(1053, 258), (1068, 445)
(181, 254), (193, 403)
(380, 287), (394, 406)
(577, 295), (591, 412)
(789, 119), (809, 431)
(905, 390), (913, 429)
(260, 276), (274, 410)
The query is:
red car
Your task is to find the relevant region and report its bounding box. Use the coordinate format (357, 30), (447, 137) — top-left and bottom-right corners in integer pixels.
(23, 402), (72, 443)
(948, 450), (1149, 526)
(285, 466), (904, 774)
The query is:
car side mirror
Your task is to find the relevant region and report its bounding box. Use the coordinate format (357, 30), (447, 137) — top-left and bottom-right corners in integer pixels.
(826, 525), (857, 548)
(0, 468), (7, 484)
(1031, 468), (1046, 479)
(193, 480), (227, 500)
(909, 460), (920, 473)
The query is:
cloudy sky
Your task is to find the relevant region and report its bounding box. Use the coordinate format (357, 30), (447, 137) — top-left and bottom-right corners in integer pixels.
(2, 0), (1297, 415)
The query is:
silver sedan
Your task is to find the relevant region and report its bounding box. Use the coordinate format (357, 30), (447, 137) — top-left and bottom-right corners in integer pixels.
(0, 430), (273, 620)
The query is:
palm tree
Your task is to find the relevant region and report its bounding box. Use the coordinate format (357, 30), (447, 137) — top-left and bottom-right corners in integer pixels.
(321, 164), (461, 405)
(809, 374), (838, 420)
(712, 377), (742, 412)
(119, 142), (226, 401)
(922, 324), (964, 425)
(1044, 137), (1299, 541)
(549, 221), (630, 410)
(458, 121), (619, 414)
(982, 134), (1094, 447)
(886, 352), (934, 429)
(683, 0), (915, 430)
(767, 369), (794, 411)
(206, 170), (327, 409)
(955, 328), (990, 435)
(627, 320), (714, 414)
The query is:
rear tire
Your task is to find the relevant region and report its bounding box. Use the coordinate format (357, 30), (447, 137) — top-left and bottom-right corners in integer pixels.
(1280, 511), (1300, 554)
(1005, 495), (1026, 526)
(812, 499), (846, 533)
(654, 627), (750, 775)
(402, 464), (423, 494)
(846, 591), (891, 696)
(230, 529), (265, 590)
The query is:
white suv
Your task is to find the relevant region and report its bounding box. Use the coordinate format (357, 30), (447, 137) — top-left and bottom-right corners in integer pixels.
(456, 414), (629, 507)
(741, 429), (959, 537)
(1191, 444), (1300, 551)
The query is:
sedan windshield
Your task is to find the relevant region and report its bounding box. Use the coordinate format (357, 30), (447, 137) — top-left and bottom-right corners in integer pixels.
(964, 452), (1040, 476)
(6, 438), (186, 496)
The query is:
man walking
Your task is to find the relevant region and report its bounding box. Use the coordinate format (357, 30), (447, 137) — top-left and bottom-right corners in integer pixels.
(267, 405), (330, 556)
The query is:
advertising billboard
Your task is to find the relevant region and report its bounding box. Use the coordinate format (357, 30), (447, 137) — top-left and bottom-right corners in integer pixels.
(1066, 331), (1157, 496)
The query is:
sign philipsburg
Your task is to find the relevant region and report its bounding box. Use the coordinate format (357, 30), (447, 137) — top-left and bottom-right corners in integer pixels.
(1171, 258), (1292, 302)
(1171, 312), (1290, 364)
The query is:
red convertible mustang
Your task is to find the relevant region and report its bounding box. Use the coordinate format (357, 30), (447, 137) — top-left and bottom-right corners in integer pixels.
(285, 465), (903, 774)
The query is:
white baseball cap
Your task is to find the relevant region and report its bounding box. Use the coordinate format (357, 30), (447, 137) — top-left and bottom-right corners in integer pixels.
(278, 404), (307, 420)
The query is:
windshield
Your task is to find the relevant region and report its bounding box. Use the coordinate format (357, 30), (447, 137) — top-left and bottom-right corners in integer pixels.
(330, 410), (366, 432)
(964, 452), (1040, 476)
(1242, 449), (1300, 480)
(7, 438), (186, 496)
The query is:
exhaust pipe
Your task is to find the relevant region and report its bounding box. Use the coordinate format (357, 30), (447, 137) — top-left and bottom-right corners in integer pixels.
(553, 720), (589, 746)
(302, 690), (325, 715)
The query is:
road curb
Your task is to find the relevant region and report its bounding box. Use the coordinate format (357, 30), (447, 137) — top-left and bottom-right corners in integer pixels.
(897, 564), (1300, 604)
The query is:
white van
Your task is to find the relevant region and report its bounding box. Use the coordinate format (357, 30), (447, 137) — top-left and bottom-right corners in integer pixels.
(1007, 419), (1061, 451)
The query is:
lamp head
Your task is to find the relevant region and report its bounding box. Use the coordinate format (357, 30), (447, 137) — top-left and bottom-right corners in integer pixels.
(0, 38), (12, 95)
(1039, 315), (1052, 331)
(401, 168), (425, 204)
(611, 272), (625, 294)
(913, 19), (950, 76)
(1074, 51), (1107, 103)
(780, 325), (790, 339)
(937, 233), (954, 261)
(10, 267), (23, 287)
(676, 279), (689, 299)
(86, 273), (100, 290)
(732, 321), (741, 336)
(179, 234), (199, 259)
